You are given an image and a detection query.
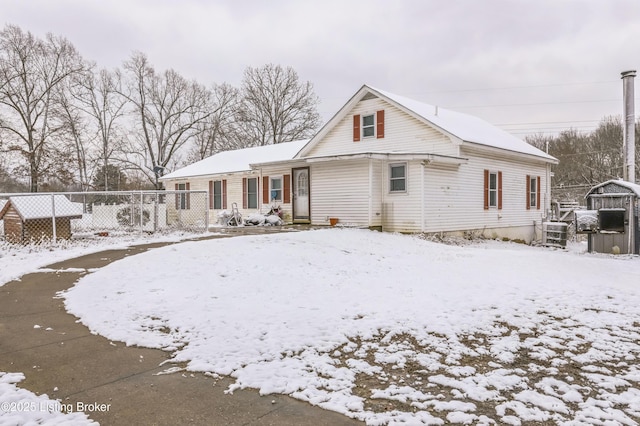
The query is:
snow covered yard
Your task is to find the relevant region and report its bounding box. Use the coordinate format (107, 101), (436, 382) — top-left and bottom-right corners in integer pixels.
(56, 228), (640, 425)
(0, 229), (209, 425)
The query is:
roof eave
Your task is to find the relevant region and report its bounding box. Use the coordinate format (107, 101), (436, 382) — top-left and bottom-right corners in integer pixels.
(461, 140), (559, 164)
(304, 152), (468, 165)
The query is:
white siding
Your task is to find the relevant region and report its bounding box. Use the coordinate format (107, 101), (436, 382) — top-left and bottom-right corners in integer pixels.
(309, 159), (375, 227)
(165, 165), (300, 225)
(412, 149), (550, 241)
(305, 97), (459, 158)
(381, 161), (424, 232)
(259, 164), (297, 222)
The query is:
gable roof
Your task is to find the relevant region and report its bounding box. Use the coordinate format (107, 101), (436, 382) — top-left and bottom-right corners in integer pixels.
(586, 179), (640, 197)
(297, 85), (556, 163)
(160, 139), (309, 180)
(0, 195), (83, 221)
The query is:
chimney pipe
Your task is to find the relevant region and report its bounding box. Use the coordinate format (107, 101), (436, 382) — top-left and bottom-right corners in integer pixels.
(621, 70), (636, 183)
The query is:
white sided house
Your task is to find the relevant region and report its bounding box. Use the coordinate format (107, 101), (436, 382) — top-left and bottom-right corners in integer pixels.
(161, 85), (557, 242)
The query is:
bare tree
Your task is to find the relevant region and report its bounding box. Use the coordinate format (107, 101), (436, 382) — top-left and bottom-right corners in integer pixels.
(120, 52), (213, 189)
(238, 64), (320, 146)
(187, 83), (242, 162)
(66, 65), (128, 190)
(56, 83), (91, 190)
(0, 24), (85, 192)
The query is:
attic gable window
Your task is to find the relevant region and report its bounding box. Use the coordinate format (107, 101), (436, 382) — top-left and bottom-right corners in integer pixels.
(353, 110), (385, 141)
(362, 114), (375, 137)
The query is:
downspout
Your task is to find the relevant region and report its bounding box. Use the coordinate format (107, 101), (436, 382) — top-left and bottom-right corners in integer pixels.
(368, 159), (373, 227)
(381, 161), (385, 230)
(421, 161), (426, 233)
(546, 163), (551, 219)
(259, 168), (263, 211)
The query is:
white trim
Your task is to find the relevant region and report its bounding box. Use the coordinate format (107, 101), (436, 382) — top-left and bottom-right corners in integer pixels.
(488, 171), (499, 209)
(269, 175), (284, 203)
(389, 162), (407, 194)
(246, 177), (259, 210)
(362, 113), (376, 138)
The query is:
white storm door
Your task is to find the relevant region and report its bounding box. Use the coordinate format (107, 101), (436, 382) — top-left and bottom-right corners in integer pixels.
(292, 167), (310, 220)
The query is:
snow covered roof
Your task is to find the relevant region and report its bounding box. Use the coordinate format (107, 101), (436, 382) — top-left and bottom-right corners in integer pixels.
(370, 86), (556, 162)
(0, 195), (83, 220)
(297, 85), (556, 163)
(586, 179), (640, 197)
(160, 140), (309, 180)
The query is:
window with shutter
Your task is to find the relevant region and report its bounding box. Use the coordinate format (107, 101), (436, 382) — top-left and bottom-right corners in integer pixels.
(484, 170), (501, 209)
(362, 114), (375, 137)
(212, 180), (223, 209)
(527, 175), (540, 210)
(245, 177), (258, 209)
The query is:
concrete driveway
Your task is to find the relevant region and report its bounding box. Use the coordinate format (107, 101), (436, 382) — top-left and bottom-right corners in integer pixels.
(0, 235), (362, 425)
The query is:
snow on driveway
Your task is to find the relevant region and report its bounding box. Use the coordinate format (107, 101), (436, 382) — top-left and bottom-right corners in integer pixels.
(61, 229), (640, 425)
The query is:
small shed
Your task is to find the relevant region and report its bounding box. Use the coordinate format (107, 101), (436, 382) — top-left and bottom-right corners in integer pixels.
(0, 195), (83, 244)
(584, 180), (640, 255)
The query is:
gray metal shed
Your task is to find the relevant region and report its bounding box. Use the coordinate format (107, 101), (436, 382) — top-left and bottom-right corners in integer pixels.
(584, 180), (640, 255)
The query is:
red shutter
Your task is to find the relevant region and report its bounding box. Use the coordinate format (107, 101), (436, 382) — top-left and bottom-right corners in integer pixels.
(526, 175), (531, 210)
(263, 176), (269, 204)
(376, 110), (385, 139)
(498, 171), (503, 210)
(242, 178), (247, 209)
(353, 114), (361, 142)
(483, 170), (489, 210)
(208, 181), (213, 209)
(185, 182), (190, 209)
(222, 179), (227, 209)
(175, 183), (179, 209)
(283, 174), (291, 204)
(536, 176), (541, 210)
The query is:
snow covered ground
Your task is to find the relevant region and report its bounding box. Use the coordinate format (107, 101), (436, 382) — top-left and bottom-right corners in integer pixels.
(48, 228), (640, 425)
(0, 230), (206, 425)
(2, 229), (640, 425)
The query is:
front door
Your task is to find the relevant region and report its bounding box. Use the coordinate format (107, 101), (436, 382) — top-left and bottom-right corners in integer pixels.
(292, 167), (310, 222)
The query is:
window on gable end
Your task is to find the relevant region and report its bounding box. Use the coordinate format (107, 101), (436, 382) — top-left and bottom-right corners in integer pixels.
(362, 114), (375, 138)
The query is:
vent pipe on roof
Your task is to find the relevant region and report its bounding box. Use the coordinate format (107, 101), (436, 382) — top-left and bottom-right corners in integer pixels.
(621, 70), (636, 183)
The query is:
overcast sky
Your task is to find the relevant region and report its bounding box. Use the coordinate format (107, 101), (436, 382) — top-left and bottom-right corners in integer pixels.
(3, 0), (640, 139)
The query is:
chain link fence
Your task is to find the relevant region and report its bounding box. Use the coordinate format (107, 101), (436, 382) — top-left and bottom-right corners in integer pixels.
(0, 190), (209, 245)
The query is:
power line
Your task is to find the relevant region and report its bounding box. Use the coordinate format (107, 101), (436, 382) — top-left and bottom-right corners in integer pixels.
(413, 80), (620, 95)
(448, 99), (623, 109)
